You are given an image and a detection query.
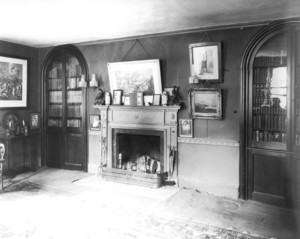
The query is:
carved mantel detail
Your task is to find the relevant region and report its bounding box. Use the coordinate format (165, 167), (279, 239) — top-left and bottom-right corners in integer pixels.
(94, 105), (180, 182)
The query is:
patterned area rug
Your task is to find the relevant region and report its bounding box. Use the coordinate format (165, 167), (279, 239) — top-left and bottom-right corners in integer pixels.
(0, 181), (266, 239)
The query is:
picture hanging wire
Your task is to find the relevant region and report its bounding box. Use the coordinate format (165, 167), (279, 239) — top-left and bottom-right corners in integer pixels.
(198, 32), (213, 42)
(121, 39), (153, 61)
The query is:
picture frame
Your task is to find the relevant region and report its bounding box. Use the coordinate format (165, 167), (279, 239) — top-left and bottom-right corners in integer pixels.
(113, 90), (123, 105)
(124, 95), (130, 106)
(188, 88), (222, 120)
(189, 42), (222, 82)
(107, 59), (162, 95)
(179, 119), (193, 138)
(0, 55), (28, 108)
(144, 95), (154, 106)
(89, 114), (101, 131)
(30, 113), (40, 130)
(137, 92), (144, 106)
(153, 94), (161, 106)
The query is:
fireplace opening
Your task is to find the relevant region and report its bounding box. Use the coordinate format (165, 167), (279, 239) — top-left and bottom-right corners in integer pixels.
(112, 129), (164, 174)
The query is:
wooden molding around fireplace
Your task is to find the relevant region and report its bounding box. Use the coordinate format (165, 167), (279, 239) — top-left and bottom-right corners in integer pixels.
(94, 105), (180, 185)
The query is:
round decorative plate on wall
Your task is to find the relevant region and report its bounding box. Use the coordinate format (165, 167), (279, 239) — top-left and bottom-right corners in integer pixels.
(2, 111), (21, 130)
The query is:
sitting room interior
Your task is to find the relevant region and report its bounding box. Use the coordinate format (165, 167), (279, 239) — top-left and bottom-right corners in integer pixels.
(0, 0), (300, 238)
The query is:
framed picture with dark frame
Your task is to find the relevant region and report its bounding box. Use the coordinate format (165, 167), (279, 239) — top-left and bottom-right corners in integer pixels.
(30, 113), (40, 130)
(189, 42), (222, 82)
(0, 55), (28, 108)
(179, 119), (193, 138)
(188, 88), (222, 120)
(113, 90), (123, 105)
(89, 114), (101, 131)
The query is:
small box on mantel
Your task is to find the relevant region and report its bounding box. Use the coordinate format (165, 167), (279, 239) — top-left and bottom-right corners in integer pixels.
(129, 92), (137, 106)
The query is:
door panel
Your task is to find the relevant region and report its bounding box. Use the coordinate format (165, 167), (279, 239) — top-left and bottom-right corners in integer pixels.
(46, 132), (63, 168)
(64, 134), (85, 170)
(248, 150), (286, 206)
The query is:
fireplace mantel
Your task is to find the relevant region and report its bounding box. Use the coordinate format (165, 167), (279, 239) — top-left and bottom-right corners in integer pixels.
(94, 105), (180, 185)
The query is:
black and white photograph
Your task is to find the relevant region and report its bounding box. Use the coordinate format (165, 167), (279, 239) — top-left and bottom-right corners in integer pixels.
(89, 114), (101, 130)
(179, 119), (193, 137)
(0, 1), (299, 239)
(189, 42), (222, 82)
(30, 112), (40, 130)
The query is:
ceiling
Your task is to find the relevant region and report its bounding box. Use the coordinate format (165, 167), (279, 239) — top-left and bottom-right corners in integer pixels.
(1, 0), (300, 48)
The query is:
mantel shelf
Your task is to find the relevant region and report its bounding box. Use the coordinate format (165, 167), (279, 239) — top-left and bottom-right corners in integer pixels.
(93, 105), (181, 111)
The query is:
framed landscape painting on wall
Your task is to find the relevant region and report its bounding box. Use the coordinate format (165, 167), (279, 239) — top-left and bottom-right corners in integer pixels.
(189, 42), (222, 82)
(107, 59), (162, 95)
(188, 88), (222, 120)
(0, 56), (28, 108)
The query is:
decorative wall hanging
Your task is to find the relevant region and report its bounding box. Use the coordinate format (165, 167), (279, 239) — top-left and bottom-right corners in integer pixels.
(89, 114), (101, 131)
(179, 119), (193, 138)
(2, 111), (21, 130)
(188, 88), (222, 120)
(0, 56), (28, 108)
(189, 42), (222, 83)
(29, 113), (40, 130)
(107, 59), (162, 95)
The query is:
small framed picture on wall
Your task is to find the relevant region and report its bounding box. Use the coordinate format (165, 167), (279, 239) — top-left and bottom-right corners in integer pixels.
(30, 113), (40, 130)
(179, 119), (193, 138)
(89, 114), (101, 131)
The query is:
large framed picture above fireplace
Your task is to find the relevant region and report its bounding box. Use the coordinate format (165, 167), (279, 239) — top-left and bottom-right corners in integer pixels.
(107, 59), (162, 95)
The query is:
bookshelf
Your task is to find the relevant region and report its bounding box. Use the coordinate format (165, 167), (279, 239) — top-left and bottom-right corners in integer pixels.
(251, 48), (288, 151)
(242, 20), (300, 207)
(43, 45), (88, 171)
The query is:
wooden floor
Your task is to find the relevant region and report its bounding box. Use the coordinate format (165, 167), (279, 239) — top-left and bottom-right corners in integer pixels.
(3, 167), (299, 239)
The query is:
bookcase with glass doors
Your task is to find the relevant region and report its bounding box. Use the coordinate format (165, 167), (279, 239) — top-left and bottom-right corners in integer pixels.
(43, 45), (88, 171)
(243, 19), (300, 207)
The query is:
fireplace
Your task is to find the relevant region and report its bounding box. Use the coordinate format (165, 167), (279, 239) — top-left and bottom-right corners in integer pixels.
(94, 105), (180, 187)
(112, 129), (164, 173)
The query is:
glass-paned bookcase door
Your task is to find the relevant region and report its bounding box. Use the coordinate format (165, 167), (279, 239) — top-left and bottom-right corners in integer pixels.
(66, 54), (82, 129)
(48, 57), (63, 128)
(251, 33), (288, 151)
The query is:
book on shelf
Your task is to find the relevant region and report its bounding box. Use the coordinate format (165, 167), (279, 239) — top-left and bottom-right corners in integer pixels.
(49, 91), (62, 103)
(67, 119), (81, 127)
(67, 91), (82, 103)
(67, 105), (82, 118)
